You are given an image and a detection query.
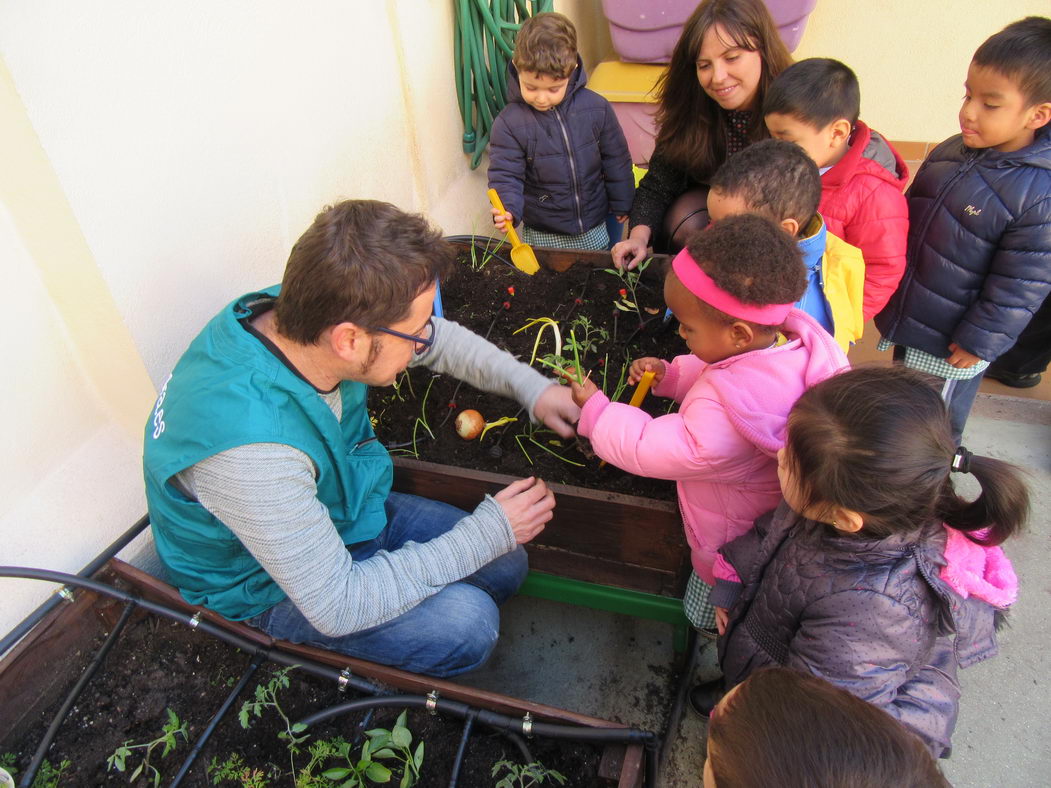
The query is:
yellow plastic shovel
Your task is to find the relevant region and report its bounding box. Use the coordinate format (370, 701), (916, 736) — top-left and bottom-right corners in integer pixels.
(487, 188), (540, 275)
(599, 370), (656, 468)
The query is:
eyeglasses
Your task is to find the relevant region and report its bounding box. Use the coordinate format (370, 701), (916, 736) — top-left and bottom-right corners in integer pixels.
(371, 317), (434, 355)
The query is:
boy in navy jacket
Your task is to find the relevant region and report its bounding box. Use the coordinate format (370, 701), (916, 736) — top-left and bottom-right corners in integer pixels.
(876, 16), (1051, 443)
(488, 13), (634, 250)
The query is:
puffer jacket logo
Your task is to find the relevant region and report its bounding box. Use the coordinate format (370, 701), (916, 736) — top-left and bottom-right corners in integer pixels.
(964, 205), (982, 216)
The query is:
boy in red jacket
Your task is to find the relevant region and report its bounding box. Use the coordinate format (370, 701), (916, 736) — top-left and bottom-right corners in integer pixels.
(763, 58), (909, 320)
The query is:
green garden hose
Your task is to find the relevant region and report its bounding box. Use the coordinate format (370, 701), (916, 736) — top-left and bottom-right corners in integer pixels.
(454, 0), (553, 169)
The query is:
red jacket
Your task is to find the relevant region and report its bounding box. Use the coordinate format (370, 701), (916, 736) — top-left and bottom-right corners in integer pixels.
(820, 121), (909, 320)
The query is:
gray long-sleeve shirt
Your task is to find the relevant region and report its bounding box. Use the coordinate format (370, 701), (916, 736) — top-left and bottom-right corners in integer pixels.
(175, 317), (552, 636)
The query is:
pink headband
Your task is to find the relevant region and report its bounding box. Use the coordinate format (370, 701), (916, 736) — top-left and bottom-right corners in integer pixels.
(672, 248), (794, 325)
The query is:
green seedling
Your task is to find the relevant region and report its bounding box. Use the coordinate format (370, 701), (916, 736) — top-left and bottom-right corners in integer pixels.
(604, 256), (652, 321)
(492, 760), (567, 788)
(514, 422), (584, 467)
(479, 415), (518, 441)
(239, 667), (309, 779)
(467, 230), (501, 272)
(106, 708), (188, 787)
(207, 753), (268, 787)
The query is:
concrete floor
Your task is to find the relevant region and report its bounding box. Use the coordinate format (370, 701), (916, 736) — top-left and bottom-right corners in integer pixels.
(462, 391), (1051, 787)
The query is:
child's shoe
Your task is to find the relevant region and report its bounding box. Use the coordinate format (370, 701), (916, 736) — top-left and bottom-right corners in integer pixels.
(688, 677), (725, 718)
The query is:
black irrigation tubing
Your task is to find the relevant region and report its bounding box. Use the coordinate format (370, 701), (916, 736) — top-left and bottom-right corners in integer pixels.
(168, 649), (268, 788)
(3, 567), (661, 786)
(0, 567), (384, 697)
(446, 707), (478, 788)
(19, 600), (136, 788)
(0, 514), (150, 658)
(298, 695), (660, 787)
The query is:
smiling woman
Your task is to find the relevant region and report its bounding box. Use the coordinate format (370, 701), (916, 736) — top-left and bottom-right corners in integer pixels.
(613, 0), (793, 268)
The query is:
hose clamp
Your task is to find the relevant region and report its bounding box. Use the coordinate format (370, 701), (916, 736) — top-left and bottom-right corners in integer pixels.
(426, 690), (440, 715)
(338, 668), (352, 693)
(57, 587), (75, 604)
(188, 612), (201, 630)
(522, 712), (533, 737)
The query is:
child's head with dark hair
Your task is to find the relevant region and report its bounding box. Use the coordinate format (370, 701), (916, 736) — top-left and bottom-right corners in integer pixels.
(781, 366), (1029, 546)
(665, 214), (806, 364)
(707, 139), (822, 236)
(705, 668), (951, 788)
(511, 13), (579, 113)
(763, 58), (860, 169)
(962, 16), (1051, 153)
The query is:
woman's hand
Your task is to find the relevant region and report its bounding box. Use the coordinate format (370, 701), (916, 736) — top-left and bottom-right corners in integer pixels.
(628, 357), (665, 385)
(491, 207), (514, 233)
(493, 476), (554, 544)
(610, 225), (651, 270)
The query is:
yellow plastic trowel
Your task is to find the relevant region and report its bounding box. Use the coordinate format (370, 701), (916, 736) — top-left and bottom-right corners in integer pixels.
(599, 370), (656, 468)
(487, 188), (540, 275)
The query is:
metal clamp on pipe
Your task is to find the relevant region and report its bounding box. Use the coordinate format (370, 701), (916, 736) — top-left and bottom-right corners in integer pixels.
(426, 690), (440, 715)
(337, 668), (352, 693)
(521, 711), (533, 738)
(57, 587), (75, 604)
(188, 612), (201, 630)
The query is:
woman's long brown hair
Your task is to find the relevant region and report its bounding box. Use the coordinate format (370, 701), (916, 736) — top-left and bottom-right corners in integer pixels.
(654, 0), (792, 181)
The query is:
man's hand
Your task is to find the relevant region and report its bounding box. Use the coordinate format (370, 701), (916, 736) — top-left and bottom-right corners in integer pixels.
(533, 384), (580, 438)
(715, 606), (729, 635)
(947, 343), (982, 369)
(494, 476), (554, 544)
(491, 207), (514, 234)
(628, 357), (665, 385)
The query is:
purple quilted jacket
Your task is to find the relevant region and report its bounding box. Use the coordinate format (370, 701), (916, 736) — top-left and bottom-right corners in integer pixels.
(712, 502), (1007, 757)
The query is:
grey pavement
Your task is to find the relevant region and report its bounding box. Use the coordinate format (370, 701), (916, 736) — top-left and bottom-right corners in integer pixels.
(463, 392), (1051, 787)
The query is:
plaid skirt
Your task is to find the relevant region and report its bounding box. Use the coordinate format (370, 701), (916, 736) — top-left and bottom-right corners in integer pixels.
(520, 221), (610, 251)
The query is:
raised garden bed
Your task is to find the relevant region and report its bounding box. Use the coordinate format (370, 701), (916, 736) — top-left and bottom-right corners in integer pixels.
(382, 243), (691, 601)
(0, 560), (655, 787)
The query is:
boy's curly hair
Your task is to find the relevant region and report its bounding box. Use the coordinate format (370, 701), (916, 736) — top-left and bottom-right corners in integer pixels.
(709, 139), (822, 228)
(512, 12), (577, 79)
(683, 214), (806, 326)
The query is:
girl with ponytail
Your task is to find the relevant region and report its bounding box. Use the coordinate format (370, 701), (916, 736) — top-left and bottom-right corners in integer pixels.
(702, 366), (1027, 758)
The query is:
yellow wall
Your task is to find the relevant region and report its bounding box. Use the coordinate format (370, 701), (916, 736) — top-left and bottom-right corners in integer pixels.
(794, 0), (1051, 142)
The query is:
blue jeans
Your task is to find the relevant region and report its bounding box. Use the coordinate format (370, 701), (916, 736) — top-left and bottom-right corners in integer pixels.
(940, 373), (986, 446)
(249, 492), (528, 677)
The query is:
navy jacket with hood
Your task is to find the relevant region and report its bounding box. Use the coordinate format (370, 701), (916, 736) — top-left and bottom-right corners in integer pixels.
(875, 126), (1051, 361)
(488, 59), (634, 236)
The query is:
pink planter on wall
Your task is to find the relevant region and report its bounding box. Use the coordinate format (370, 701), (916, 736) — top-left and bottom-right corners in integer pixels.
(601, 0), (818, 63)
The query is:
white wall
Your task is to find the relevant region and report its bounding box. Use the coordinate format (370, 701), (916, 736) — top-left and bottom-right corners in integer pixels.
(0, 0), (613, 641)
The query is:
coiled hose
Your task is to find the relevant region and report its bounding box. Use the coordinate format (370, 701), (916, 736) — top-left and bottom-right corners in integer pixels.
(454, 0), (553, 169)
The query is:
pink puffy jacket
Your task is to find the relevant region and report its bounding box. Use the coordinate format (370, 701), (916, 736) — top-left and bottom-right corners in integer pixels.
(577, 309), (848, 583)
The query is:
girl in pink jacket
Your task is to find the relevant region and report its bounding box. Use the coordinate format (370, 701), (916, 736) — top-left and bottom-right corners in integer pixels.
(567, 215), (848, 631)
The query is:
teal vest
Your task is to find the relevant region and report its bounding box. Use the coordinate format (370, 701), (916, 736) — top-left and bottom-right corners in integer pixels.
(143, 287), (392, 620)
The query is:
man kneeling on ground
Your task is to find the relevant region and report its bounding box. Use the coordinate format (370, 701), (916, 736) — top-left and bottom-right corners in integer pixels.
(143, 200), (579, 677)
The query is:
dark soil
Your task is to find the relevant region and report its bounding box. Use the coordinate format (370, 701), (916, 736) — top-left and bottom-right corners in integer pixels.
(369, 255), (681, 501)
(5, 614), (604, 787)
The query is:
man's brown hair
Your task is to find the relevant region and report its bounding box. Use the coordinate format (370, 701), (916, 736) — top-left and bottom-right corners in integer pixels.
(275, 200), (455, 344)
(512, 12), (577, 79)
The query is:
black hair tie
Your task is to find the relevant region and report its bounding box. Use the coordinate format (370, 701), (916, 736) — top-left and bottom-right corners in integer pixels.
(951, 447), (973, 474)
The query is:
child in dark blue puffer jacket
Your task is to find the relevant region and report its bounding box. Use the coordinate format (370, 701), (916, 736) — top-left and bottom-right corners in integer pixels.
(876, 17), (1051, 443)
(488, 13), (634, 250)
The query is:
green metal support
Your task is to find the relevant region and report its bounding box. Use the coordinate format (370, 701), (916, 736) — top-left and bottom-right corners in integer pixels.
(518, 571), (692, 654)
